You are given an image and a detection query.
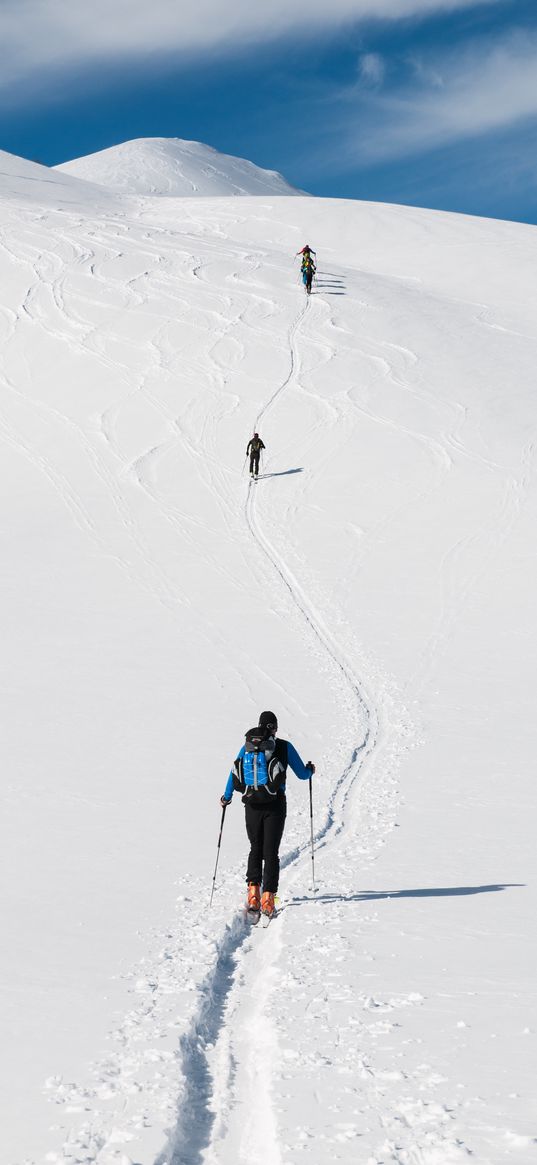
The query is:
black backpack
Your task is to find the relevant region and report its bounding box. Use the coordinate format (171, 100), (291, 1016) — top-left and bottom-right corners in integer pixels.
(233, 727), (288, 805)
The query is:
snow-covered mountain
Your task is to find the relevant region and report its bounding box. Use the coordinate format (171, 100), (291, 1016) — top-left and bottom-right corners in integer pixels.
(1, 144), (536, 1165)
(55, 136), (302, 196)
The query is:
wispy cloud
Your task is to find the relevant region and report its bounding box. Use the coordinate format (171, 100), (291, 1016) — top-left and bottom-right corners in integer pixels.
(359, 53), (386, 87)
(0, 0), (498, 94)
(339, 31), (537, 165)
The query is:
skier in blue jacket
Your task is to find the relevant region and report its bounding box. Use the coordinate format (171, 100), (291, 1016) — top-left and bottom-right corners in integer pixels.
(221, 710), (315, 916)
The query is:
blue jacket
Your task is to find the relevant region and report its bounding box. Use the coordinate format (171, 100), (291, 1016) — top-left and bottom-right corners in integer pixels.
(223, 739), (311, 802)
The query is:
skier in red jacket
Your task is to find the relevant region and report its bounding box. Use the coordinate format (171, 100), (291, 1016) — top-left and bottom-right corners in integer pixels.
(296, 243), (316, 260)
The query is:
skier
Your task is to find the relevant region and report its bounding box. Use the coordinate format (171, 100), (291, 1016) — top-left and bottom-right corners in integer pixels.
(302, 255), (316, 295)
(220, 711), (315, 917)
(296, 244), (316, 261)
(246, 432), (265, 478)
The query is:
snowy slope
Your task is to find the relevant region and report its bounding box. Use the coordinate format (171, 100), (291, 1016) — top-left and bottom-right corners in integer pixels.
(0, 148), (124, 212)
(1, 147), (536, 1165)
(55, 137), (302, 196)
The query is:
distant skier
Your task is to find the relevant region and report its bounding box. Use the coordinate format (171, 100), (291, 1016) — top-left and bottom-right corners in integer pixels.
(296, 244), (316, 261)
(302, 255), (316, 295)
(220, 711), (315, 917)
(246, 432), (265, 478)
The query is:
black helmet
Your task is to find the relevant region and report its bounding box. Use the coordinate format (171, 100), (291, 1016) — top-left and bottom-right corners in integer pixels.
(259, 710), (278, 734)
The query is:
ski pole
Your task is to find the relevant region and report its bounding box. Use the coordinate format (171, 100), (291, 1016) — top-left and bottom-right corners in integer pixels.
(308, 777), (316, 892)
(209, 804), (227, 907)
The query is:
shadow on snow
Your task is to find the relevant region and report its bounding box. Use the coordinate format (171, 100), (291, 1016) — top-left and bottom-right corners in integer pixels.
(289, 883), (524, 906)
(155, 913), (251, 1165)
(257, 467), (304, 480)
(314, 270), (346, 295)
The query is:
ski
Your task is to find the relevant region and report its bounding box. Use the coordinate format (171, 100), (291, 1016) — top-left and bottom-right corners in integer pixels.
(260, 909), (277, 928)
(245, 906), (261, 925)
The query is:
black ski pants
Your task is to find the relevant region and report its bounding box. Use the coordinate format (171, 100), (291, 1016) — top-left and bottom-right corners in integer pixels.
(244, 798), (287, 893)
(249, 451), (261, 476)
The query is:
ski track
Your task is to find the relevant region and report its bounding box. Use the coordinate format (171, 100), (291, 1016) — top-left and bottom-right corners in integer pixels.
(156, 297), (381, 1165)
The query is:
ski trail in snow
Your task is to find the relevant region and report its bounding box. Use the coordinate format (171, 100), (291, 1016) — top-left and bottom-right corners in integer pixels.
(246, 301), (377, 840)
(157, 298), (378, 1165)
(209, 303), (377, 1164)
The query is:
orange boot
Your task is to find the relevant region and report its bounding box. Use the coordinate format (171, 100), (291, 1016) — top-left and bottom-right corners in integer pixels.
(261, 891), (276, 917)
(247, 883), (261, 911)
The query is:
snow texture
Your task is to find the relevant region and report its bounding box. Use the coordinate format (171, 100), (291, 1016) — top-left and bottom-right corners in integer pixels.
(0, 139), (536, 1165)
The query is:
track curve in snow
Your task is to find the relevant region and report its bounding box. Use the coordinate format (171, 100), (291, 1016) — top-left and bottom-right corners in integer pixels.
(161, 294), (378, 1165)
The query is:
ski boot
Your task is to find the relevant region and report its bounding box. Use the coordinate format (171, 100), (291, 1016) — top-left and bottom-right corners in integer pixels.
(261, 891), (276, 917)
(247, 883), (261, 912)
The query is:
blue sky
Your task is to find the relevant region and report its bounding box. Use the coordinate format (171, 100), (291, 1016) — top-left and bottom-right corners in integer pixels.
(1, 0), (536, 223)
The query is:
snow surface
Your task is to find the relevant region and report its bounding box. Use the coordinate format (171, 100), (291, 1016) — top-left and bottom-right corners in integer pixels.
(1, 141), (536, 1165)
(55, 138), (302, 197)
(0, 148), (120, 209)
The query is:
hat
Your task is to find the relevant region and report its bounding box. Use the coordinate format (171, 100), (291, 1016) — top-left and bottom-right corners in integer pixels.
(259, 710), (278, 733)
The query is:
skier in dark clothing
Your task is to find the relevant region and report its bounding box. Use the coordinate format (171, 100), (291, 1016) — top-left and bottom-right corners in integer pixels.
(302, 256), (315, 295)
(221, 711), (315, 916)
(246, 432), (265, 478)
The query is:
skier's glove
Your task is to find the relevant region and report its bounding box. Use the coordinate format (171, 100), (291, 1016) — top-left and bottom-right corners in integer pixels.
(220, 794), (232, 807)
(306, 762), (316, 775)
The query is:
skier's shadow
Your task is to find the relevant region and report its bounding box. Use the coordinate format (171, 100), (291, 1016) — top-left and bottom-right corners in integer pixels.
(315, 270), (346, 295)
(288, 883), (524, 906)
(259, 467), (303, 479)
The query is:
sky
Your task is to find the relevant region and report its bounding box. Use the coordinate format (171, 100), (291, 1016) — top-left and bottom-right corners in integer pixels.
(1, 0), (537, 223)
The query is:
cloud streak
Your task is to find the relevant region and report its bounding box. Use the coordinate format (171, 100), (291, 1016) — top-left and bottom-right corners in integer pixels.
(0, 0), (498, 93)
(359, 53), (386, 86)
(334, 30), (537, 168)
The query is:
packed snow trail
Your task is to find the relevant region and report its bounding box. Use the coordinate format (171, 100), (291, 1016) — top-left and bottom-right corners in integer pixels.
(159, 290), (377, 1165)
